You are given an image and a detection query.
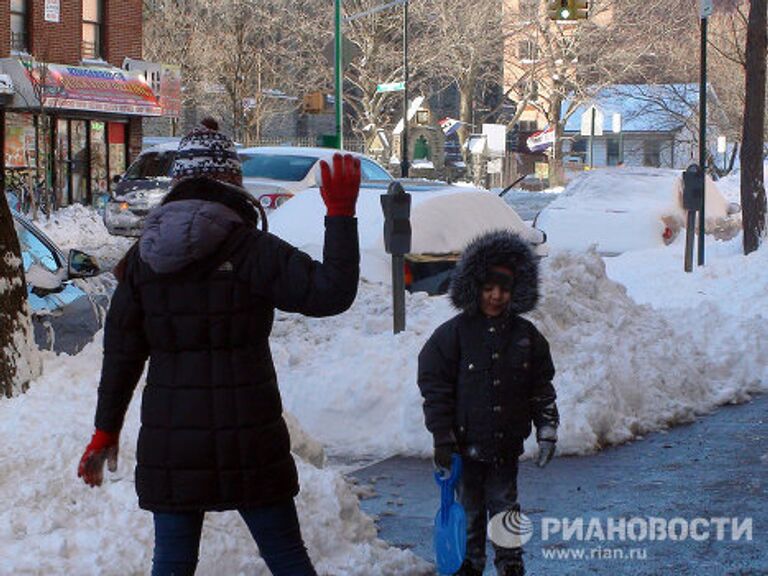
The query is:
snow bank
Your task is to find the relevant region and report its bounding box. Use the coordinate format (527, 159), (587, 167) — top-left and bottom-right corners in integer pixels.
(275, 246), (767, 459)
(0, 338), (429, 575)
(35, 204), (134, 270)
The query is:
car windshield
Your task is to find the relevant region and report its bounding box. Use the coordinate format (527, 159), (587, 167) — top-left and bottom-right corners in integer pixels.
(240, 154), (317, 181)
(124, 151), (176, 180)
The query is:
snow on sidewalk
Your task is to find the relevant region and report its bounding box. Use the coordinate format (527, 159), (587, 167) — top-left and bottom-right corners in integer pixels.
(0, 340), (429, 576)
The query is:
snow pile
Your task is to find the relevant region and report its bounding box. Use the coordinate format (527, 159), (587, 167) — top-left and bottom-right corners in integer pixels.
(0, 338), (429, 575)
(274, 247), (767, 459)
(36, 204), (134, 270)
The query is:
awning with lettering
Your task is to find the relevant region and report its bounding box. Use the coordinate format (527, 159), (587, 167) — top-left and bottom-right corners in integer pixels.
(1, 58), (162, 116)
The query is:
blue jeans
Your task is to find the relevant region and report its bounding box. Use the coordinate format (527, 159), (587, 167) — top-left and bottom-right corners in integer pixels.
(151, 499), (317, 576)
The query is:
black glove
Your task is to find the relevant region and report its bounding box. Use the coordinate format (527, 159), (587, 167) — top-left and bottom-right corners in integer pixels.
(433, 443), (457, 472)
(536, 440), (556, 468)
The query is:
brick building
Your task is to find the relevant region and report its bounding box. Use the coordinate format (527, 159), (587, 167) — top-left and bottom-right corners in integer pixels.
(0, 0), (159, 207)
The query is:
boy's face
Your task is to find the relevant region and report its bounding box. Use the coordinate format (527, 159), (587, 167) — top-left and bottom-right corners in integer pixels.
(480, 266), (514, 318)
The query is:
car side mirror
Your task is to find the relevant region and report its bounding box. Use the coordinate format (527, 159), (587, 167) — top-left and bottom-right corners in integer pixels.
(26, 263), (64, 296)
(727, 202), (741, 216)
(112, 174), (122, 184)
(68, 249), (100, 278)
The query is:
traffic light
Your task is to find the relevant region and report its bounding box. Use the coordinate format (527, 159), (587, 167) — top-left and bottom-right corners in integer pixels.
(547, 0), (589, 21)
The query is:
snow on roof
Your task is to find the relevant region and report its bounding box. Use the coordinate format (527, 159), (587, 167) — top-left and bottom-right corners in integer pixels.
(562, 83), (710, 133)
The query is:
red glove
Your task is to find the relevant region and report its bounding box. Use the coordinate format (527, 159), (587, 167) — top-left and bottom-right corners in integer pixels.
(319, 153), (361, 217)
(77, 429), (120, 487)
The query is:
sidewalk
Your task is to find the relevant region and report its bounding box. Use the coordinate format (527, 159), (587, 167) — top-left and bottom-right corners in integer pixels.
(350, 395), (768, 575)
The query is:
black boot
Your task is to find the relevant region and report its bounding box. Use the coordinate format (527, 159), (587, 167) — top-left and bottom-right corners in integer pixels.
(454, 560), (483, 576)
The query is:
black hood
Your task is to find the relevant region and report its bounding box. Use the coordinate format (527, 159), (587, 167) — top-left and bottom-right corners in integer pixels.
(449, 230), (539, 315)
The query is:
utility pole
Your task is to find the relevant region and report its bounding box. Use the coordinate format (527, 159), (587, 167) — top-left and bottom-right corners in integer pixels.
(697, 0), (711, 265)
(400, 0), (410, 178)
(334, 0), (343, 149)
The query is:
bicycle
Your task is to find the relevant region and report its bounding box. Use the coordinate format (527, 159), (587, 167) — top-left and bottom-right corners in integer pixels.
(4, 167), (56, 218)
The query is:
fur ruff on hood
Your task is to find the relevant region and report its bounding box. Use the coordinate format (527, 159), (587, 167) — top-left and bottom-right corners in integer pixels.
(449, 230), (539, 315)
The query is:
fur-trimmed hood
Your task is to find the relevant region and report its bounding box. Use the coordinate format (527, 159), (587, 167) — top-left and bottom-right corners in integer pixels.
(449, 230), (539, 315)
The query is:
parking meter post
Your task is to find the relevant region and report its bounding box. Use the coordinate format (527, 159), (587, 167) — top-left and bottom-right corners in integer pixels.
(684, 210), (696, 272)
(392, 255), (406, 333)
(381, 182), (412, 335)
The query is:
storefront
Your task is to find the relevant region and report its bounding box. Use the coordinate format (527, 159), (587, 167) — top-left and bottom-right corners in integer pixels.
(1, 57), (162, 207)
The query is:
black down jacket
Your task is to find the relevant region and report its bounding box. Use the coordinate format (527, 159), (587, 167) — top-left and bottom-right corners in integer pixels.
(417, 231), (558, 463)
(94, 177), (359, 512)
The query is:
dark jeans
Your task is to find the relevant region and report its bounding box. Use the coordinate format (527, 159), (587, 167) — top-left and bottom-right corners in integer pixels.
(458, 458), (523, 574)
(151, 499), (317, 576)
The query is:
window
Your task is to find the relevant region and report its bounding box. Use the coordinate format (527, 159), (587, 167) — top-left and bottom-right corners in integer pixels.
(518, 120), (538, 133)
(519, 0), (539, 20)
(607, 137), (620, 166)
(360, 159), (392, 182)
(83, 0), (105, 60)
(239, 154), (317, 182)
(10, 0), (28, 53)
(643, 140), (661, 167)
(517, 40), (538, 62)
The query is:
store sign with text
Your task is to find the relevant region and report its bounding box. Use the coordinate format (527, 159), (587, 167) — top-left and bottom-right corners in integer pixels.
(25, 62), (162, 116)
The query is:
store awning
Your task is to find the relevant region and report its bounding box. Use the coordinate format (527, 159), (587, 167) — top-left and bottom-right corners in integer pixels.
(0, 58), (162, 116)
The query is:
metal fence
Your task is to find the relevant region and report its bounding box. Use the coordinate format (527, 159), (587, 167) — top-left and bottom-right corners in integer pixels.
(245, 136), (368, 154)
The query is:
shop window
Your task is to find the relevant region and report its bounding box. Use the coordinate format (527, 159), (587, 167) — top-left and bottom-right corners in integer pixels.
(70, 121), (89, 204)
(90, 122), (108, 205)
(55, 119), (70, 207)
(83, 0), (105, 60)
(10, 0), (28, 53)
(5, 112), (36, 168)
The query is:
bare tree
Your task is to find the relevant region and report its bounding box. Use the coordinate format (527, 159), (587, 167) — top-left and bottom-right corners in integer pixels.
(0, 195), (41, 397)
(740, 0), (767, 254)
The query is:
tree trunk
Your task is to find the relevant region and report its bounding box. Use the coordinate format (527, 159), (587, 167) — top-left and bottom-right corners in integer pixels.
(548, 95), (565, 187)
(740, 0), (767, 255)
(0, 192), (40, 397)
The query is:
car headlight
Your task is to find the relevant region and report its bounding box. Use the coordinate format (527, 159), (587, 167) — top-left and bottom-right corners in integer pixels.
(259, 196), (273, 209)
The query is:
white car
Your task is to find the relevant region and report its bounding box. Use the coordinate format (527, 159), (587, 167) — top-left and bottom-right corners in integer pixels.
(534, 167), (741, 256)
(237, 146), (455, 211)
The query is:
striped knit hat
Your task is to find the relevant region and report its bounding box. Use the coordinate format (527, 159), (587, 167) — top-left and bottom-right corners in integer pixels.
(171, 117), (243, 187)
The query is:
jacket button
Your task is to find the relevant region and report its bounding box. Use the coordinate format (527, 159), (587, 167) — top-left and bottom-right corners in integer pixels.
(488, 326), (496, 333)
(522, 361), (529, 369)
(493, 405), (502, 413)
(492, 353), (499, 360)
(493, 379), (501, 386)
(468, 363), (475, 370)
(496, 432), (504, 439)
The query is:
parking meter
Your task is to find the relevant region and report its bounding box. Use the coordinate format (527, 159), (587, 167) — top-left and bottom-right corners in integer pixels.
(681, 164), (704, 273)
(380, 182), (412, 255)
(682, 164), (705, 211)
(381, 182), (412, 334)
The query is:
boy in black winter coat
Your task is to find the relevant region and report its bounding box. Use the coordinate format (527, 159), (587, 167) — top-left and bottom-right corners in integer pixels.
(418, 230), (559, 576)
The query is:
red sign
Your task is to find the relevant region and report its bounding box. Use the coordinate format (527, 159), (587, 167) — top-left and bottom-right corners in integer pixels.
(26, 62), (162, 116)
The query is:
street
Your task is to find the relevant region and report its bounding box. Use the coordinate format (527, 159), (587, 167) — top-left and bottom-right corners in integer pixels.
(351, 395), (768, 575)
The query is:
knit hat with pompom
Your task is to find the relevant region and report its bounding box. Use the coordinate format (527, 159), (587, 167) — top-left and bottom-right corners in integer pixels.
(171, 117), (243, 187)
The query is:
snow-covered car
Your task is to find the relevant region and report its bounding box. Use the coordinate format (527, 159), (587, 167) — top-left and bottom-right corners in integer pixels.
(12, 209), (109, 354)
(533, 167), (741, 256)
(269, 187), (547, 295)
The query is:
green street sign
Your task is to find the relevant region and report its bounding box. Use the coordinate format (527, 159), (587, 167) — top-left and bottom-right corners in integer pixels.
(376, 81), (406, 93)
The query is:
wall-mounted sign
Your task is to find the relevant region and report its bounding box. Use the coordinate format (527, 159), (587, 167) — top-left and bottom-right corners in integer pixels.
(44, 0), (61, 23)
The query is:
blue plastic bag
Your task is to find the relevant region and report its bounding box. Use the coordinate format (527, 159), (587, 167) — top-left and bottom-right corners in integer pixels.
(433, 453), (467, 575)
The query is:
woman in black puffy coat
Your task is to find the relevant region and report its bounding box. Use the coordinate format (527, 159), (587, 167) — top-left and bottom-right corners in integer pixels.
(77, 119), (361, 576)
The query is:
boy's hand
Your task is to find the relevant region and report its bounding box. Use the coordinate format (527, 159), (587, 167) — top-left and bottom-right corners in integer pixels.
(433, 443), (457, 472)
(536, 440), (556, 468)
(78, 429), (120, 487)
